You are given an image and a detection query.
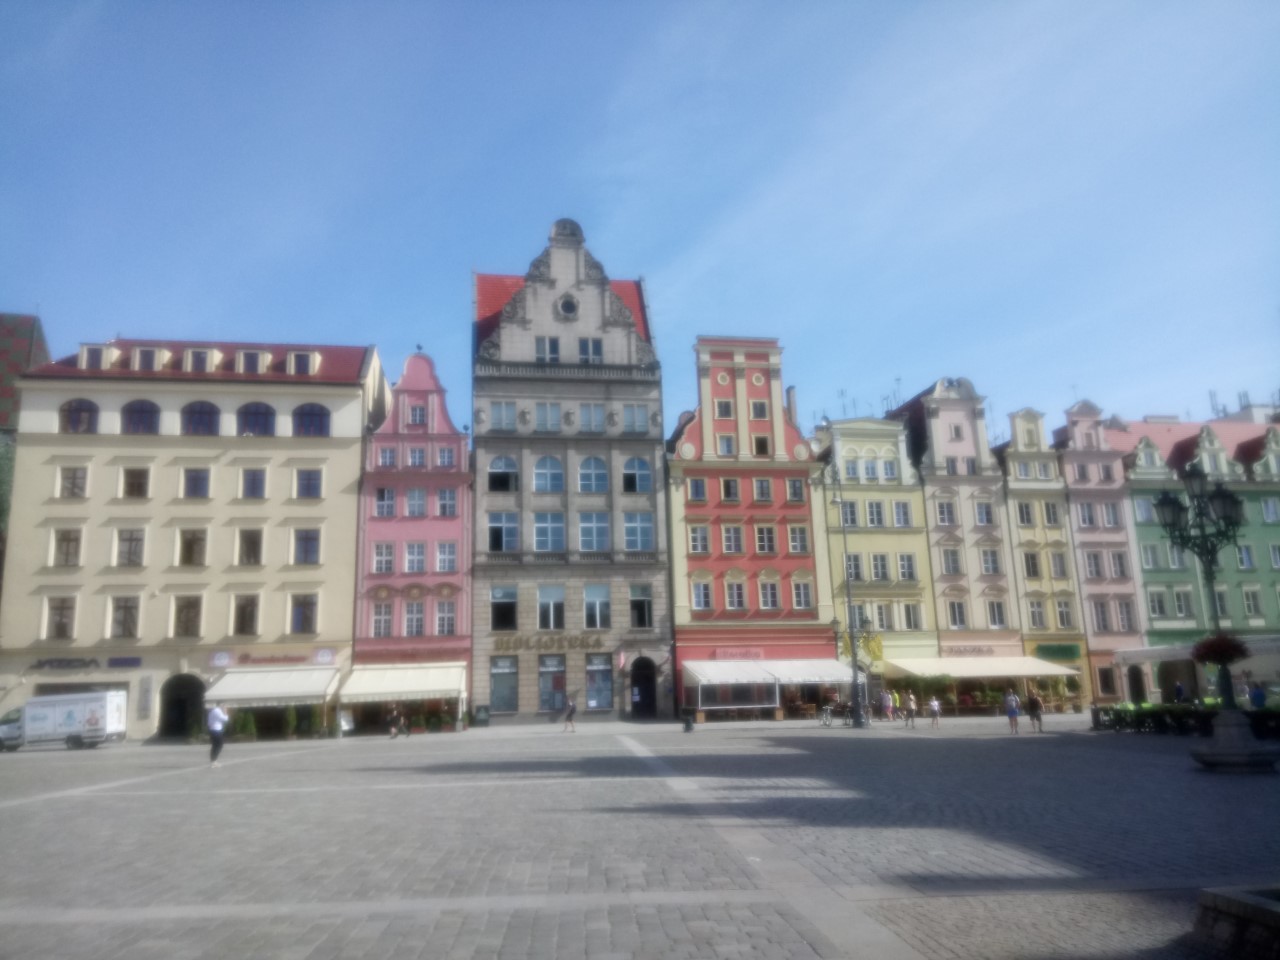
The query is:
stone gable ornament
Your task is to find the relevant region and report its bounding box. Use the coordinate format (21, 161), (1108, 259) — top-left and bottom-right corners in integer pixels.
(604, 291), (633, 329)
(584, 251), (607, 283)
(525, 249), (552, 282)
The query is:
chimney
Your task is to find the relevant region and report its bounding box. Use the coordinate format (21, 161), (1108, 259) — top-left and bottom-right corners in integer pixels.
(786, 386), (798, 426)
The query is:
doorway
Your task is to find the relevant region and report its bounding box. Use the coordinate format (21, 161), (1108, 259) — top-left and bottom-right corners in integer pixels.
(159, 674), (206, 738)
(630, 657), (657, 719)
(1126, 665), (1148, 704)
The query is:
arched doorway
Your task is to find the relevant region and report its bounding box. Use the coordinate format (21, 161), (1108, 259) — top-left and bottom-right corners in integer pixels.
(630, 657), (657, 719)
(1157, 660), (1199, 702)
(160, 674), (206, 738)
(1126, 665), (1147, 704)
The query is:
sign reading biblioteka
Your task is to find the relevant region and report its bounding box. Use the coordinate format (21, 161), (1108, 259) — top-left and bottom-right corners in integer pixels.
(492, 635), (606, 653)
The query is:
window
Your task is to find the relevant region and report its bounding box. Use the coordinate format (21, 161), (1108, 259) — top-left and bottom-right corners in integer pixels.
(1078, 503), (1097, 527)
(1100, 464), (1114, 481)
(579, 403), (606, 433)
(372, 602), (393, 637)
(792, 581), (813, 609)
(1074, 463), (1089, 481)
(723, 525), (743, 553)
(294, 529), (321, 565)
(690, 525), (709, 553)
(1023, 552), (1041, 578)
(624, 512), (654, 551)
(692, 582), (712, 610)
(980, 549), (1000, 575)
(578, 337), (603, 364)
(894, 502), (911, 527)
(111, 596), (139, 638)
(1272, 545), (1280, 569)
(1141, 544), (1160, 569)
(489, 512), (518, 552)
(1103, 503), (1120, 528)
(898, 553), (917, 580)
(234, 596), (259, 636)
(1037, 462), (1052, 479)
(714, 399), (733, 419)
(937, 501), (956, 526)
(490, 401), (516, 431)
(535, 402), (561, 433)
(1168, 545), (1186, 569)
(1117, 600), (1134, 632)
(749, 400), (767, 420)
(241, 468), (265, 499)
(404, 601), (425, 637)
(753, 478), (772, 502)
(579, 512), (609, 552)
(1263, 498), (1280, 523)
(404, 542), (426, 573)
(1043, 502), (1060, 526)
(846, 553), (863, 581)
(1148, 591), (1167, 618)
(975, 502), (994, 526)
(840, 501), (858, 527)
(755, 525), (776, 554)
(578, 457), (607, 493)
(488, 456), (519, 492)
(1029, 600), (1045, 629)
(717, 435), (735, 456)
(1093, 602), (1110, 632)
(945, 457), (958, 476)
(534, 513), (566, 552)
(296, 469), (322, 499)
(373, 543), (394, 574)
(237, 403), (276, 437)
(535, 336), (560, 365)
(491, 586), (518, 631)
(759, 582), (780, 609)
(726, 582), (745, 610)
(437, 447), (455, 468)
(122, 400), (160, 435)
(290, 352), (312, 375)
(179, 529), (207, 566)
(408, 448), (426, 467)
(183, 468), (210, 499)
(623, 458), (652, 493)
(1017, 502), (1034, 526)
(787, 478), (805, 502)
(490, 656), (518, 712)
(844, 459), (859, 479)
(1085, 552), (1103, 579)
(721, 478), (740, 502)
(942, 548), (963, 575)
(117, 529), (145, 567)
(623, 404), (648, 434)
(965, 457), (978, 475)
(240, 351), (260, 374)
(436, 600), (456, 635)
(1051, 552), (1067, 578)
(238, 529), (263, 566)
(436, 543), (457, 573)
(987, 601), (1006, 628)
(950, 424), (963, 440)
(866, 502), (885, 527)
(1056, 600), (1074, 628)
(1237, 545), (1255, 570)
(630, 584), (653, 627)
(409, 404), (426, 425)
(1174, 590), (1194, 619)
(584, 585), (611, 629)
(788, 526), (809, 554)
(59, 399), (98, 434)
(586, 653), (614, 711)
(864, 460), (878, 480)
(538, 585), (565, 630)
(884, 460), (898, 479)
(1016, 461), (1031, 479)
(1098, 666), (1117, 696)
(688, 478), (707, 501)
(1134, 498), (1155, 523)
(54, 529), (82, 567)
(181, 402), (220, 436)
(173, 597), (202, 638)
(538, 654), (567, 712)
(1111, 552), (1128, 578)
(1243, 589), (1262, 617)
(534, 456), (565, 493)
(871, 554), (890, 581)
(291, 594), (318, 634)
(1215, 590), (1229, 620)
(406, 488), (426, 517)
(136, 349), (155, 371)
(948, 601), (967, 628)
(375, 488), (396, 517)
(903, 604), (923, 630)
(438, 489), (457, 517)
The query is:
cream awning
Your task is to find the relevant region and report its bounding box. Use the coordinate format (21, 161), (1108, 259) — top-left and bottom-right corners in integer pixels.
(338, 663), (468, 704)
(761, 659), (858, 684)
(883, 657), (1078, 679)
(682, 660), (779, 685)
(205, 667), (340, 707)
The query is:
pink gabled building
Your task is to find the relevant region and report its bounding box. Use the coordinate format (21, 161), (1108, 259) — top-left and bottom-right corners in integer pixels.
(352, 352), (472, 725)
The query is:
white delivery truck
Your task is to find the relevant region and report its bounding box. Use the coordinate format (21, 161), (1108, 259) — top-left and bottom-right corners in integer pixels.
(0, 690), (128, 751)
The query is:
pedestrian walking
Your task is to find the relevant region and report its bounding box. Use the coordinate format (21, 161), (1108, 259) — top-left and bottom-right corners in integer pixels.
(891, 689), (901, 722)
(207, 701), (229, 768)
(1027, 690), (1044, 733)
(928, 696), (941, 728)
(1173, 680), (1185, 704)
(904, 692), (917, 728)
(388, 706), (408, 739)
(562, 698), (577, 732)
(1250, 682), (1267, 710)
(1004, 688), (1021, 734)
(881, 689), (893, 721)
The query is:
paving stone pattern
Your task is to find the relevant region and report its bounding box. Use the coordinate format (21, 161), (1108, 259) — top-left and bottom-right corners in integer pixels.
(0, 717), (1273, 959)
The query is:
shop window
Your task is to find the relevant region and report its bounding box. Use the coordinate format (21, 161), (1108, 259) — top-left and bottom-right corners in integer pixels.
(586, 653), (613, 710)
(539, 655), (567, 712)
(490, 657), (518, 713)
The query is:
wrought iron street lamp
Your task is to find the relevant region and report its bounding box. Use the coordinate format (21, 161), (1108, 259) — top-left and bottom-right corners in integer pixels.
(826, 458), (866, 729)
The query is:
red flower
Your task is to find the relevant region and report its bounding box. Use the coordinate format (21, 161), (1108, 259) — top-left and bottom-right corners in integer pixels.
(1191, 632), (1250, 666)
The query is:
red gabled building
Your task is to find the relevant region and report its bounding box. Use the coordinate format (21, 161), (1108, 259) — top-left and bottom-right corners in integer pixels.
(666, 337), (841, 719)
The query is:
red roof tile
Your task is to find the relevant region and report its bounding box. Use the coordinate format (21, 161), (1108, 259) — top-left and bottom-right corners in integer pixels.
(474, 274), (650, 355)
(1104, 419), (1269, 468)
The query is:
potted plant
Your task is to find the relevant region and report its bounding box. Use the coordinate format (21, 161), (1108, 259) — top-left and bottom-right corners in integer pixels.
(1191, 633), (1250, 711)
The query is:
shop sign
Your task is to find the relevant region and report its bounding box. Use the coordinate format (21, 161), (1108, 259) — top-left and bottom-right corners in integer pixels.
(714, 648), (764, 659)
(29, 658), (100, 670)
(208, 648), (336, 668)
(492, 636), (605, 653)
(943, 646), (995, 656)
(107, 657), (142, 668)
(1035, 644), (1081, 661)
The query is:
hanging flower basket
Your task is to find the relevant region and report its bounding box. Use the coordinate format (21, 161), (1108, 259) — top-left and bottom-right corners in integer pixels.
(1191, 633), (1249, 667)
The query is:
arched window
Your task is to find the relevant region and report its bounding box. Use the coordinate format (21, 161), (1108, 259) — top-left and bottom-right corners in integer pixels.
(533, 456), (564, 493)
(121, 400), (160, 435)
(292, 404), (330, 437)
(622, 457), (652, 493)
(59, 399), (98, 435)
(579, 457), (608, 493)
(237, 403), (276, 437)
(181, 402), (221, 436)
(489, 456), (519, 492)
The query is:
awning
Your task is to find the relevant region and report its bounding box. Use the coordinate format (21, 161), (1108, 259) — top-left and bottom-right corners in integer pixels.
(1115, 636), (1280, 667)
(682, 659), (855, 686)
(883, 656), (1078, 679)
(762, 659), (859, 684)
(205, 667), (339, 707)
(338, 663), (468, 704)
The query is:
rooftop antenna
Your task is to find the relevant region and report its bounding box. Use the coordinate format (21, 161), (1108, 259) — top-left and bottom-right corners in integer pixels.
(838, 389), (848, 418)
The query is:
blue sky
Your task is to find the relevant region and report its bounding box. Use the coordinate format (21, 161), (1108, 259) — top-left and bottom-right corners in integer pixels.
(2, 2), (1277, 440)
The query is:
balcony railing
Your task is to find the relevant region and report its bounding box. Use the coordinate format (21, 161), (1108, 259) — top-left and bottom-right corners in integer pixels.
(475, 360), (660, 382)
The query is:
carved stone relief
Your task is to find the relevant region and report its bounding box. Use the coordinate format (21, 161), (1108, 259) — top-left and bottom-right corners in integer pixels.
(501, 288), (530, 327)
(636, 341), (656, 365)
(517, 408), (532, 426)
(525, 249), (552, 282)
(584, 251), (607, 283)
(606, 410), (620, 427)
(603, 291), (634, 329)
(478, 333), (501, 360)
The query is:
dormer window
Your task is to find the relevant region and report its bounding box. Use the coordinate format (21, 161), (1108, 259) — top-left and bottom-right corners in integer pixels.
(239, 350), (268, 374)
(289, 352), (316, 376)
(188, 350), (209, 373)
(81, 346), (104, 370)
(136, 348), (156, 372)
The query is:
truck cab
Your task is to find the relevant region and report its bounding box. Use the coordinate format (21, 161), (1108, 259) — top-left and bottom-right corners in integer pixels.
(0, 707), (22, 751)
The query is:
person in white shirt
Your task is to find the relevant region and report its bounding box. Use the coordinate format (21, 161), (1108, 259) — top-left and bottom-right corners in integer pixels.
(928, 696), (941, 728)
(207, 701), (230, 767)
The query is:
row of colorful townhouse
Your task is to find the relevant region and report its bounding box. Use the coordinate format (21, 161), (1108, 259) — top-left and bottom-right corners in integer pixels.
(1, 220), (1277, 739)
